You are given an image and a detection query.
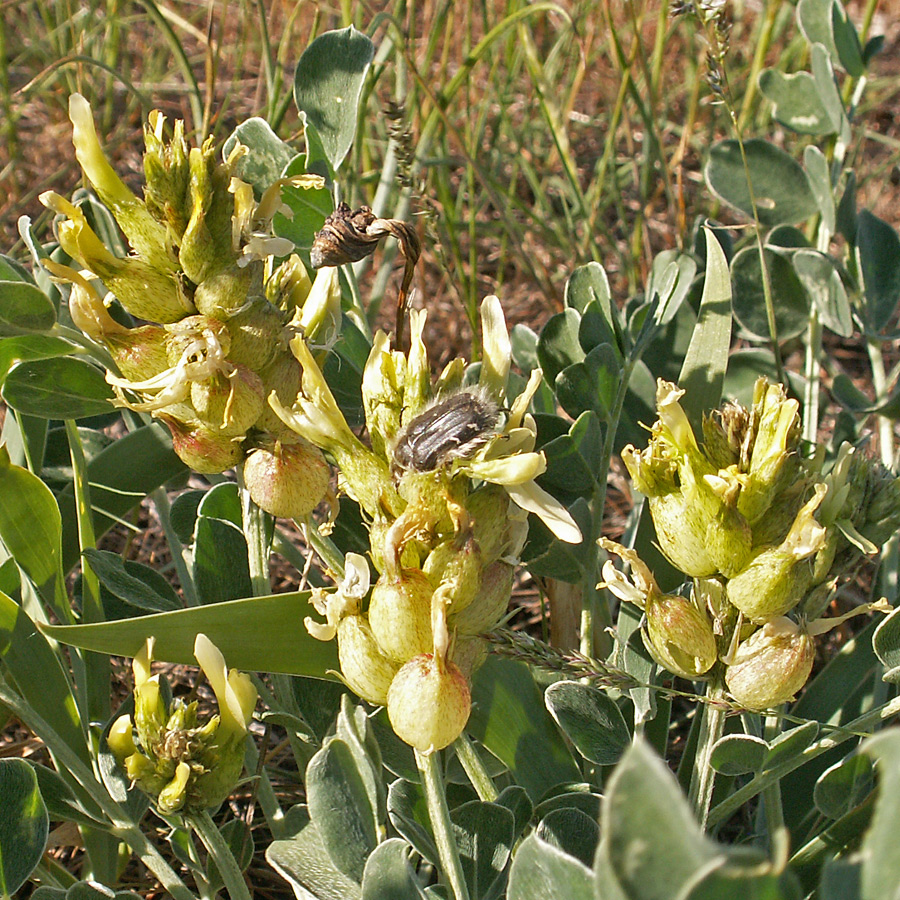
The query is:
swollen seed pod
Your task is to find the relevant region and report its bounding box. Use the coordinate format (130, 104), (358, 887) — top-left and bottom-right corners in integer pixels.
(337, 614), (400, 706)
(450, 560), (515, 635)
(193, 267), (258, 318)
(423, 535), (483, 616)
(387, 653), (471, 752)
(643, 591), (718, 679)
(467, 483), (512, 563)
(725, 618), (815, 709)
(191, 364), (265, 436)
(368, 569), (434, 662)
(223, 297), (286, 371)
(158, 415), (244, 474)
(256, 353), (302, 437)
(242, 439), (331, 520)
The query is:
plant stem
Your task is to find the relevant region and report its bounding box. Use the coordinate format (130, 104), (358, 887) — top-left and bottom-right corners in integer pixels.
(416, 749), (471, 900)
(708, 693), (900, 828)
(453, 733), (498, 801)
(187, 810), (252, 900)
(687, 668), (727, 830)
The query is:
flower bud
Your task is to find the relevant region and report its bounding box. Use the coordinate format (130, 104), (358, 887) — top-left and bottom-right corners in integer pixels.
(266, 254), (313, 314)
(361, 332), (406, 458)
(644, 591), (718, 679)
(368, 569), (434, 662)
(143, 110), (191, 239)
(242, 438), (331, 519)
(68, 94), (176, 274)
(736, 379), (803, 525)
(158, 414), (245, 474)
(387, 653), (471, 752)
(42, 192), (191, 323)
(450, 560), (514, 634)
(337, 614), (400, 705)
(190, 363), (265, 436)
(725, 618), (815, 709)
(179, 141), (239, 284)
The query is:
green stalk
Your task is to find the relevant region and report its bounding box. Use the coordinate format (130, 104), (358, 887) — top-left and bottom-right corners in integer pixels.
(65, 419), (110, 731)
(186, 810), (252, 900)
(0, 675), (197, 900)
(581, 356), (637, 659)
(453, 733), (498, 801)
(417, 749), (470, 900)
(151, 487), (198, 606)
(687, 668), (727, 829)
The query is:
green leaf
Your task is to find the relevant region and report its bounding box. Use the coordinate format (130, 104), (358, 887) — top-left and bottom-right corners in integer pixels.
(193, 482), (252, 604)
(731, 245), (810, 342)
(267, 808), (362, 900)
(0, 335), (78, 387)
(468, 656), (580, 802)
(535, 807), (599, 868)
(533, 786), (602, 824)
(224, 117), (300, 195)
(0, 281), (56, 336)
(508, 833), (594, 900)
(206, 819), (255, 895)
(0, 758), (49, 897)
(763, 722), (820, 772)
(361, 839), (427, 900)
(293, 26), (376, 172)
(820, 859), (862, 900)
(387, 779), (437, 867)
(82, 549), (181, 614)
(797, 0), (838, 64)
(0, 593), (87, 765)
(31, 762), (106, 828)
(803, 145), (836, 234)
(678, 227), (732, 431)
(274, 154), (334, 255)
(831, 1), (865, 76)
(856, 209), (900, 334)
(555, 344), (621, 421)
(647, 251), (697, 327)
(451, 801), (515, 900)
(600, 741), (718, 900)
(0, 254), (34, 283)
(58, 422), (186, 573)
(709, 734), (768, 776)
(873, 606), (900, 682)
(792, 249), (851, 337)
(0, 445), (66, 611)
(495, 785), (533, 839)
(858, 730), (900, 900)
(2, 357), (114, 419)
(681, 846), (802, 900)
(814, 754), (874, 820)
(705, 140), (818, 227)
(758, 69), (834, 135)
(544, 681), (631, 766)
(565, 262), (614, 324)
(537, 309), (585, 384)
(41, 590), (340, 677)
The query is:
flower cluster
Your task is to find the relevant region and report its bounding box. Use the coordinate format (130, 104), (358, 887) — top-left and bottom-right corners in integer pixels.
(601, 379), (899, 709)
(108, 635), (257, 814)
(42, 94), (334, 519)
(280, 298), (582, 751)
